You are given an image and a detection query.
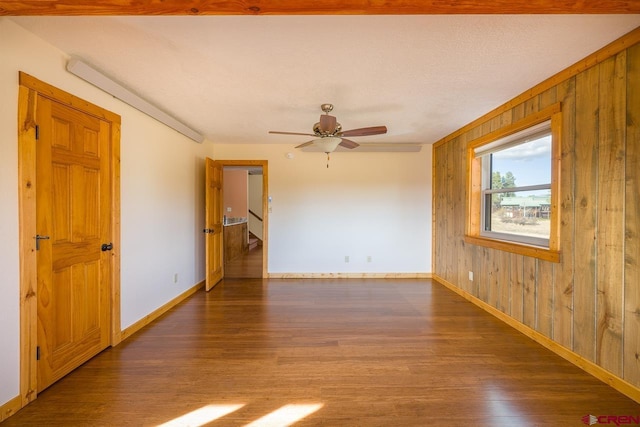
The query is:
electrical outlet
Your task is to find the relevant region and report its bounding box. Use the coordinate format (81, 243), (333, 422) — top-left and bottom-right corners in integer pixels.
(174, 273), (178, 283)
(468, 271), (474, 281)
(367, 256), (372, 263)
(345, 256), (350, 263)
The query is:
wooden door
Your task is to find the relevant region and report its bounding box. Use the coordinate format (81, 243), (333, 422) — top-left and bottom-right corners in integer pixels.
(205, 158), (224, 291)
(36, 95), (112, 391)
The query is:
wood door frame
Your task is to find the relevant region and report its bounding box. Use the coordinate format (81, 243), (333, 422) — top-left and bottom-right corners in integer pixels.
(17, 72), (121, 408)
(218, 160), (269, 278)
(205, 158), (224, 290)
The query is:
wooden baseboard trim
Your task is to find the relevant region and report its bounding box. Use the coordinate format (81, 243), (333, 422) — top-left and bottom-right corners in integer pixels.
(432, 274), (640, 403)
(267, 273), (432, 279)
(0, 395), (22, 422)
(2, 281), (205, 421)
(120, 280), (205, 342)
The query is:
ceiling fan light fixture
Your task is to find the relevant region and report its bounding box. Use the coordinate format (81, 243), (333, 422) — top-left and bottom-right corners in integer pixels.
(270, 104), (386, 154)
(314, 137), (342, 153)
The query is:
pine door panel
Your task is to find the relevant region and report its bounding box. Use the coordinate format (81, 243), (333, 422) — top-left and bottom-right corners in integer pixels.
(36, 96), (111, 391)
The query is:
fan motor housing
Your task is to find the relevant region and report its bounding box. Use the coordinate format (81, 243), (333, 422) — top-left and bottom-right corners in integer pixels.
(313, 121), (341, 136)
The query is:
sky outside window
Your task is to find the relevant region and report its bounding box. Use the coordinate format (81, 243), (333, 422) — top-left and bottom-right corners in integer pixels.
(491, 135), (552, 187)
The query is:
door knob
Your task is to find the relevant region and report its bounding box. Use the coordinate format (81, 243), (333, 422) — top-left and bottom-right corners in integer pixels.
(101, 243), (113, 251)
(203, 228), (215, 234)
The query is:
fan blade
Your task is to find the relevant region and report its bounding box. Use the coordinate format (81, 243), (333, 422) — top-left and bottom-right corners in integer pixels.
(339, 138), (360, 149)
(269, 131), (316, 137)
(339, 126), (387, 137)
(295, 140), (315, 149)
(319, 114), (337, 133)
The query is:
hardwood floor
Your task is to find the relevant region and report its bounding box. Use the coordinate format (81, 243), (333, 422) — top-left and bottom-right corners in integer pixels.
(4, 279), (639, 426)
(224, 246), (263, 278)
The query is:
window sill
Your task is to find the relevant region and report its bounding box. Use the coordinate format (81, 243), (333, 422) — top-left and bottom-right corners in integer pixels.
(464, 235), (560, 263)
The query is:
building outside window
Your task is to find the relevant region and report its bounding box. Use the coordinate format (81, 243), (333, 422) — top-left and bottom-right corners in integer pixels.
(477, 121), (552, 247)
(465, 103), (561, 262)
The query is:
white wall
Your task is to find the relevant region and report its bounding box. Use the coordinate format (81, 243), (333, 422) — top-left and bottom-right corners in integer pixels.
(0, 17), (23, 408)
(213, 144), (433, 275)
(0, 18), (212, 406)
(0, 16), (433, 410)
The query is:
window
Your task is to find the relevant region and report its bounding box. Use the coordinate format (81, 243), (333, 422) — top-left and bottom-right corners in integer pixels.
(466, 103), (561, 262)
(478, 120), (551, 246)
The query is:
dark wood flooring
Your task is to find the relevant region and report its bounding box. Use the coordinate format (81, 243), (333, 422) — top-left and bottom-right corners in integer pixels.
(224, 246), (263, 278)
(4, 279), (639, 426)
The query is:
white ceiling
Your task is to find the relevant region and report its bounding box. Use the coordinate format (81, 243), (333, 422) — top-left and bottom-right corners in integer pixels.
(11, 15), (640, 146)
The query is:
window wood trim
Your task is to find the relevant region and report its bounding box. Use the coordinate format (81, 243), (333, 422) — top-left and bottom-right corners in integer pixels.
(465, 102), (562, 263)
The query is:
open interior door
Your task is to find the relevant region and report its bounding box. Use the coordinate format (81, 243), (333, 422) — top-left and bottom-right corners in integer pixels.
(205, 158), (224, 291)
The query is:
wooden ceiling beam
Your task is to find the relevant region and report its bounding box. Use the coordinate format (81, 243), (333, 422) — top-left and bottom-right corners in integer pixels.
(1, 0), (639, 16)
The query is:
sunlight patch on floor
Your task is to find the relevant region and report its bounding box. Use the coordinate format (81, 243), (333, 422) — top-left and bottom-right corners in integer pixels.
(157, 403), (245, 427)
(244, 404), (324, 427)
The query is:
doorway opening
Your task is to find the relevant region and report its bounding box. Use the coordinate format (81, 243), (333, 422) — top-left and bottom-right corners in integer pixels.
(218, 161), (268, 279)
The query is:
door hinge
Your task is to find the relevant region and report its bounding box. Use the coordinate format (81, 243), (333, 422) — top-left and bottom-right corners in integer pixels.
(35, 125), (39, 140)
(36, 346), (40, 361)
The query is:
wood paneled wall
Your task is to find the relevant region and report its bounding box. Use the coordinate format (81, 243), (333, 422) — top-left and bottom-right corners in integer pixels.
(433, 31), (640, 391)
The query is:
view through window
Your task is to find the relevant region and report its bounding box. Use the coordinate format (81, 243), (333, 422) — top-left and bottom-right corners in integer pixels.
(466, 103), (561, 261)
(480, 126), (552, 247)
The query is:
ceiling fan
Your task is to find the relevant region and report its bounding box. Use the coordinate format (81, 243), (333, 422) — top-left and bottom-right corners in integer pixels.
(268, 104), (388, 153)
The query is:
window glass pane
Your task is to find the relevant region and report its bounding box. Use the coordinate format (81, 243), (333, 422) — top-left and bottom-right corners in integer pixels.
(468, 109), (560, 257)
(490, 134), (551, 188)
(486, 189), (551, 241)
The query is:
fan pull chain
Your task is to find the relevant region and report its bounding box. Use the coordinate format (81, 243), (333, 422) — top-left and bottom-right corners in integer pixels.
(326, 152), (330, 168)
